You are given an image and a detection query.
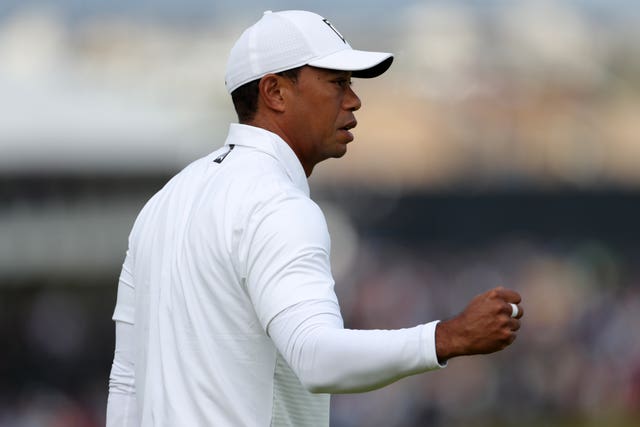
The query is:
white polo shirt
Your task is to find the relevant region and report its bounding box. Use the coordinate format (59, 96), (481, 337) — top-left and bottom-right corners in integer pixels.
(107, 124), (444, 427)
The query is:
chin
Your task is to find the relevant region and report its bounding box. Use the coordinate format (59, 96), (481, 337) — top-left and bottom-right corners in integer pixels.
(332, 148), (348, 159)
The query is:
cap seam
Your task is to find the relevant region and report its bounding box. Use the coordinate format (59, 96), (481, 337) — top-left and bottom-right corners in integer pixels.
(247, 25), (260, 79)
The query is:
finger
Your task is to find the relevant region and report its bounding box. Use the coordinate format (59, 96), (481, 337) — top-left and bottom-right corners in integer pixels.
(514, 304), (523, 319)
(506, 302), (523, 319)
(500, 329), (518, 349)
(493, 287), (521, 304)
(511, 303), (523, 319)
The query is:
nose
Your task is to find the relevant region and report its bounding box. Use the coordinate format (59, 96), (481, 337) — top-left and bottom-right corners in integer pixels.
(344, 85), (361, 112)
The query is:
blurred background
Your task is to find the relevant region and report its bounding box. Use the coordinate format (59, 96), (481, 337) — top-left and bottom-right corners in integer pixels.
(1, 0), (639, 426)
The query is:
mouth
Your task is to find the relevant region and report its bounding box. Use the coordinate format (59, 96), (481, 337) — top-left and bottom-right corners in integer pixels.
(340, 120), (357, 132)
(338, 120), (357, 141)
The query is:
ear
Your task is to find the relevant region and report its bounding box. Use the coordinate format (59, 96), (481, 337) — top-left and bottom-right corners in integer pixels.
(258, 74), (289, 113)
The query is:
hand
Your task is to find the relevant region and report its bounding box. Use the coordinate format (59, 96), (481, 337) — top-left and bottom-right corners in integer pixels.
(435, 287), (523, 363)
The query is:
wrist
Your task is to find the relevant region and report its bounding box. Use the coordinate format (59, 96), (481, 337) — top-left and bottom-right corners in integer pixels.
(435, 319), (460, 363)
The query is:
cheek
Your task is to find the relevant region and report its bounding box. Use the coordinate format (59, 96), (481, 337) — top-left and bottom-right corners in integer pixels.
(309, 107), (336, 134)
(320, 98), (343, 127)
(298, 90), (343, 137)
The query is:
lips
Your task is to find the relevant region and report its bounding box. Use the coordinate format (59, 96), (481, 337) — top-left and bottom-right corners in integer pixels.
(339, 120), (357, 132)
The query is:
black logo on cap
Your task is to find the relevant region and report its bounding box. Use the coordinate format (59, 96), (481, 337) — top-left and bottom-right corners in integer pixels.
(323, 18), (346, 44)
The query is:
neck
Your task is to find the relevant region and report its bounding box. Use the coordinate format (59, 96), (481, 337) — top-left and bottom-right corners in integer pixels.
(242, 118), (314, 177)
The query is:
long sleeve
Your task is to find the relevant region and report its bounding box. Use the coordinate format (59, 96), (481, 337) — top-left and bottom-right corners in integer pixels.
(107, 320), (138, 426)
(244, 184), (446, 394)
(267, 299), (446, 394)
(107, 250), (138, 426)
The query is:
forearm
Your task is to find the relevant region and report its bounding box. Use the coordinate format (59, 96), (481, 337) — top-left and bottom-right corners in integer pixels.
(268, 300), (445, 393)
(106, 320), (138, 427)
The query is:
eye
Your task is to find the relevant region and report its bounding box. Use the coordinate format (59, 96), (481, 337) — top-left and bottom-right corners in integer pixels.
(333, 77), (352, 89)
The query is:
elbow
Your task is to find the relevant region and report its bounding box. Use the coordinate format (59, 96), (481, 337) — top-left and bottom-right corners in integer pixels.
(299, 372), (381, 394)
(109, 376), (136, 395)
(308, 384), (333, 394)
(108, 361), (136, 395)
(296, 366), (367, 394)
(293, 361), (342, 393)
(299, 373), (337, 394)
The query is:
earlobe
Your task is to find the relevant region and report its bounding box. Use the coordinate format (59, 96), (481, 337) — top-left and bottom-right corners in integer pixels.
(259, 74), (287, 113)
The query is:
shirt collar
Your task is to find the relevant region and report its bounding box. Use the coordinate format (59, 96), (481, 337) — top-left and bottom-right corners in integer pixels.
(225, 123), (310, 197)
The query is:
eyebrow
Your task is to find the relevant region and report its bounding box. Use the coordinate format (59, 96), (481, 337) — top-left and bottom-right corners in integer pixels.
(324, 69), (352, 79)
(309, 66), (351, 78)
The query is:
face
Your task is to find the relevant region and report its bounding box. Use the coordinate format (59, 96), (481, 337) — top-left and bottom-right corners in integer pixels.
(282, 66), (362, 176)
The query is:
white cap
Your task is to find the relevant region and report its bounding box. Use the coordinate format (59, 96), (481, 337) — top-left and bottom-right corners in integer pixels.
(225, 10), (394, 93)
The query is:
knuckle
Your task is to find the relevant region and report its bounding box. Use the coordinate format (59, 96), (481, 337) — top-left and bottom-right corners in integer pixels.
(499, 329), (513, 341)
(499, 315), (512, 327)
(487, 288), (499, 300)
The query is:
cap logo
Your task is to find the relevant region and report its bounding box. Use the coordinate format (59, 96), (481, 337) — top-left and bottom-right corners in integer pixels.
(323, 18), (346, 44)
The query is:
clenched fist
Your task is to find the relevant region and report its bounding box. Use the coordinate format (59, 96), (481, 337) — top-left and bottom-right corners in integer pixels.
(435, 287), (523, 363)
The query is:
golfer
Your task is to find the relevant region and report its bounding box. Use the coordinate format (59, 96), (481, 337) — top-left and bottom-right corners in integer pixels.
(107, 10), (523, 427)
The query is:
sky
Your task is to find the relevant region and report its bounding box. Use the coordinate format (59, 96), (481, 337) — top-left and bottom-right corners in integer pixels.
(0, 0), (638, 27)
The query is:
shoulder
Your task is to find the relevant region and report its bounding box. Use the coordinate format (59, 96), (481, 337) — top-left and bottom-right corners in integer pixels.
(247, 187), (329, 253)
(222, 146), (310, 209)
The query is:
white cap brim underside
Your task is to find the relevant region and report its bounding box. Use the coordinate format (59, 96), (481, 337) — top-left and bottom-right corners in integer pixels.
(307, 49), (393, 77)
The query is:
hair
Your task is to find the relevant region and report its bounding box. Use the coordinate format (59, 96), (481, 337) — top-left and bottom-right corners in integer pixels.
(231, 67), (303, 123)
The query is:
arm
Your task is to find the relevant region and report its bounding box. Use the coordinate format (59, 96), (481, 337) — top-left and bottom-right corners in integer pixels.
(267, 287), (522, 394)
(107, 320), (138, 427)
(244, 192), (522, 393)
(106, 250), (138, 427)
(243, 194), (443, 393)
(267, 300), (445, 393)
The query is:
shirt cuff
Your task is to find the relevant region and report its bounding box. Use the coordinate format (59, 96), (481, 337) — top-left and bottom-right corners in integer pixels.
(422, 320), (448, 369)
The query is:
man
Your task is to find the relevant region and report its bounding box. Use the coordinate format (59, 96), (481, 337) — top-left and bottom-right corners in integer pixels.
(107, 10), (523, 427)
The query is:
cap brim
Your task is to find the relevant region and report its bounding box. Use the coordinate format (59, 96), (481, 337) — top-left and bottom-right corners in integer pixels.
(308, 50), (393, 78)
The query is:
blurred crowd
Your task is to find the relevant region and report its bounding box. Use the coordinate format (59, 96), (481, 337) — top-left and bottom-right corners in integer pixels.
(1, 233), (639, 427)
(331, 237), (640, 427)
